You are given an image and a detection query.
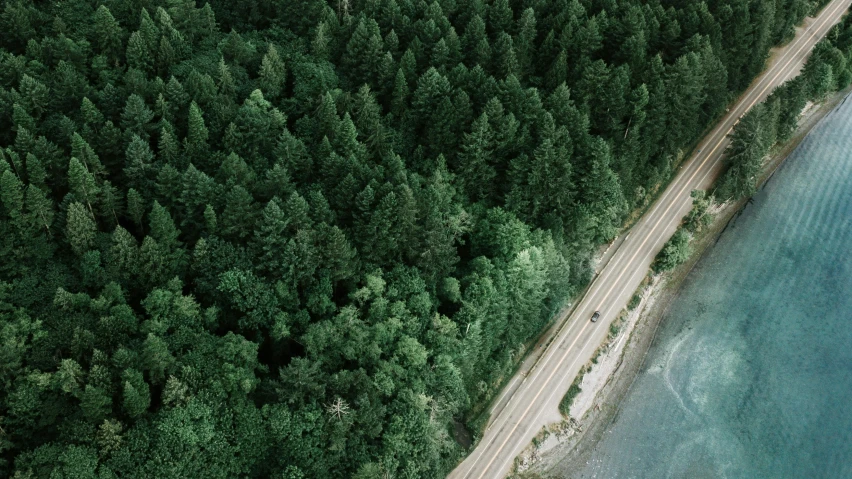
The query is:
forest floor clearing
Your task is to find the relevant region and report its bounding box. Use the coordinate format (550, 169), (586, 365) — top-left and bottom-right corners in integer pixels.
(511, 83), (852, 479)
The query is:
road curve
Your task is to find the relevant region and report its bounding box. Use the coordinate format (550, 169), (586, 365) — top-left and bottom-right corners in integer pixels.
(448, 1), (852, 477)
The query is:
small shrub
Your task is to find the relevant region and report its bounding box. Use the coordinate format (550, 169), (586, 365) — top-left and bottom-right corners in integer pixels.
(653, 228), (692, 272)
(684, 190), (715, 232)
(558, 380), (583, 417)
(628, 293), (642, 310)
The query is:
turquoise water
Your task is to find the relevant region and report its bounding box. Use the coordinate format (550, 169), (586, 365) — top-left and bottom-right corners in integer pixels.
(559, 96), (852, 478)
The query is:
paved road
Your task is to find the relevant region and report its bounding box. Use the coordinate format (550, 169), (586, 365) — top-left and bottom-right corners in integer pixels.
(448, 1), (852, 477)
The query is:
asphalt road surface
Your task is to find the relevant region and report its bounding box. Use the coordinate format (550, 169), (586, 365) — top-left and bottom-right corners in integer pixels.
(448, 0), (852, 477)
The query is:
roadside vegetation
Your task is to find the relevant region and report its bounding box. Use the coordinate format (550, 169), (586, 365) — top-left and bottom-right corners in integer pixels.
(652, 190), (713, 272)
(558, 377), (584, 417)
(654, 228), (693, 272)
(0, 0), (842, 477)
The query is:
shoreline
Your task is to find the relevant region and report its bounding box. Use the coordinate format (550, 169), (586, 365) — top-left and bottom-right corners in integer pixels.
(514, 85), (852, 478)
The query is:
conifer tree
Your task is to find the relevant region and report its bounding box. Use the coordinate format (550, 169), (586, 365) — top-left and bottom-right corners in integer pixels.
(578, 138), (627, 242)
(0, 1), (36, 50)
(282, 191), (312, 232)
(223, 29), (253, 65)
(314, 92), (340, 141)
(334, 113), (364, 160)
(155, 93), (173, 127)
(13, 129), (35, 163)
(179, 164), (219, 231)
(253, 199), (288, 275)
(124, 134), (155, 191)
(66, 202), (97, 256)
(1, 170), (24, 223)
(391, 68), (409, 118)
(80, 385), (112, 423)
(156, 163), (182, 206)
(203, 204), (217, 234)
(197, 2), (219, 38)
(92, 5), (124, 60)
(80, 98), (105, 129)
(345, 18), (384, 87)
(352, 85), (382, 144)
(109, 225), (139, 282)
(488, 0), (513, 34)
(184, 101), (209, 163)
(165, 76), (190, 116)
(141, 333), (174, 384)
(311, 21), (331, 60)
(432, 39), (450, 70)
(259, 44), (287, 100)
(546, 50), (568, 89)
(138, 8), (160, 50)
(718, 104), (769, 199)
(149, 200), (181, 249)
(18, 74), (49, 119)
(126, 188), (146, 229)
(317, 223), (357, 281)
(70, 133), (105, 178)
(385, 29), (399, 57)
(516, 8), (537, 77)
(220, 185), (256, 239)
(418, 159), (467, 281)
(158, 127), (181, 167)
(458, 112), (495, 202)
(493, 33), (519, 78)
(121, 94), (155, 140)
(12, 103), (36, 133)
(157, 36), (177, 73)
(100, 180), (123, 227)
(68, 157), (100, 216)
(462, 15), (490, 66)
(122, 369), (151, 418)
(99, 121), (124, 161)
(126, 31), (152, 72)
(25, 184), (54, 236)
(400, 48), (417, 81)
(526, 133), (574, 229)
(217, 57), (236, 98)
(260, 163), (294, 201)
(445, 27), (462, 66)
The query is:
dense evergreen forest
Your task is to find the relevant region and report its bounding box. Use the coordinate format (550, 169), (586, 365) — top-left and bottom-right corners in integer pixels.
(0, 0), (841, 477)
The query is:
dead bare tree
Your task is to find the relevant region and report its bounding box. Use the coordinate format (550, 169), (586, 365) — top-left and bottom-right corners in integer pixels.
(325, 396), (351, 421)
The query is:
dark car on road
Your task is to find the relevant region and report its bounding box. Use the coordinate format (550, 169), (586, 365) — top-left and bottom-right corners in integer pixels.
(591, 311), (601, 322)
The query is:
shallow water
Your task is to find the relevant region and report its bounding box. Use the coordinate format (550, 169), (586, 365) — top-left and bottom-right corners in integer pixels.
(556, 96), (852, 479)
